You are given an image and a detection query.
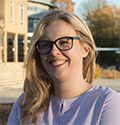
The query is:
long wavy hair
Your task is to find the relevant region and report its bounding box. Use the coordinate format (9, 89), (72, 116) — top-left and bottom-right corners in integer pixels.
(19, 10), (96, 125)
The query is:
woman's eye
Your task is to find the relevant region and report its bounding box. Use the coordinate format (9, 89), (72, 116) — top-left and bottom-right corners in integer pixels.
(41, 43), (50, 49)
(60, 41), (69, 45)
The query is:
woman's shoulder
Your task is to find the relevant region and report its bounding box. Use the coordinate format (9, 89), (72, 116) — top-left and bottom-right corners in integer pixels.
(91, 85), (119, 94)
(13, 93), (24, 106)
(90, 85), (120, 124)
(89, 85), (120, 101)
(7, 93), (24, 124)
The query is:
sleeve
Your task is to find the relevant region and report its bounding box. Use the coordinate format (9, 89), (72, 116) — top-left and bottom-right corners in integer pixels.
(7, 94), (24, 125)
(99, 91), (120, 125)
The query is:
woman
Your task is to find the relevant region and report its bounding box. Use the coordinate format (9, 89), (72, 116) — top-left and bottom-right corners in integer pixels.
(7, 10), (120, 125)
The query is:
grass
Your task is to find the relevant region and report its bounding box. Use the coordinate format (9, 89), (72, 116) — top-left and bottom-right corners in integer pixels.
(0, 103), (13, 125)
(101, 69), (120, 79)
(95, 64), (120, 79)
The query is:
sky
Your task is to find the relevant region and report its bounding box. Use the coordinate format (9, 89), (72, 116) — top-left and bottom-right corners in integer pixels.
(72, 0), (120, 17)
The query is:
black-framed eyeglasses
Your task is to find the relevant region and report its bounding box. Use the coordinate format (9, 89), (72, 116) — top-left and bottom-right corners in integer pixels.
(35, 36), (81, 54)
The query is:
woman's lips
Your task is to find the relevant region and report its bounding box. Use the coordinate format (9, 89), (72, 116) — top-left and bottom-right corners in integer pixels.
(50, 60), (67, 67)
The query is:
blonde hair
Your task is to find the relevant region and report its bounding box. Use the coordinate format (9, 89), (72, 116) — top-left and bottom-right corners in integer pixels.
(19, 10), (96, 124)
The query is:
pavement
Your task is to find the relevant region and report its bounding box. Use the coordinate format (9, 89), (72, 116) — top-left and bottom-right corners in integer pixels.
(0, 79), (120, 103)
(0, 84), (23, 103)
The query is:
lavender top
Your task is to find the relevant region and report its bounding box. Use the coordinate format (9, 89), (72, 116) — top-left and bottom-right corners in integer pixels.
(7, 85), (120, 125)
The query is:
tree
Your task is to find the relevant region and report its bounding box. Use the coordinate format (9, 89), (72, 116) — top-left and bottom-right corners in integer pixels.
(78, 0), (120, 67)
(52, 0), (75, 12)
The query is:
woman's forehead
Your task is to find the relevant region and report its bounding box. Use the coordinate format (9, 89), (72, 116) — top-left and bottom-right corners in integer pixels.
(42, 20), (77, 39)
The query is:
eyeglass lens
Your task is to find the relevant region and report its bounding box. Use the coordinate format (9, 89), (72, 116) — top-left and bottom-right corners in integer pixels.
(37, 37), (73, 54)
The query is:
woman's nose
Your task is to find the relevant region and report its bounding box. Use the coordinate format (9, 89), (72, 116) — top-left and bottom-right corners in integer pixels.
(50, 44), (61, 55)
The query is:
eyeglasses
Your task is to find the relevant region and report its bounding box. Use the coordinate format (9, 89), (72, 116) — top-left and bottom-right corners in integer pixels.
(35, 36), (81, 54)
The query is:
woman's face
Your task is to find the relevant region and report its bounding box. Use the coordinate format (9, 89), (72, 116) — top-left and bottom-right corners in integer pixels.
(40, 19), (89, 83)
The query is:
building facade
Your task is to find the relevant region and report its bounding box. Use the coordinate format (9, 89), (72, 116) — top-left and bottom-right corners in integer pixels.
(0, 0), (28, 63)
(0, 0), (55, 63)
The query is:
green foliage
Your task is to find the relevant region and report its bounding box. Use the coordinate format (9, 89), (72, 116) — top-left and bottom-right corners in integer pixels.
(84, 1), (120, 47)
(79, 0), (120, 66)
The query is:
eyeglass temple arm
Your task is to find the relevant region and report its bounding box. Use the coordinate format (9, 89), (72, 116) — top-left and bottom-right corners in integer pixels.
(73, 37), (81, 40)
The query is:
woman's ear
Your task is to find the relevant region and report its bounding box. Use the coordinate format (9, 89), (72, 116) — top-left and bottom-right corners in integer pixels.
(82, 45), (90, 58)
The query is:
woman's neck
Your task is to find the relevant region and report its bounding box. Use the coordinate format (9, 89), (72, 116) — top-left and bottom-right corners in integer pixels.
(53, 77), (93, 99)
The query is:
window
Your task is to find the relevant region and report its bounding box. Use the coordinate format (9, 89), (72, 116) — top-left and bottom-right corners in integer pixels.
(21, 4), (24, 26)
(10, 1), (14, 24)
